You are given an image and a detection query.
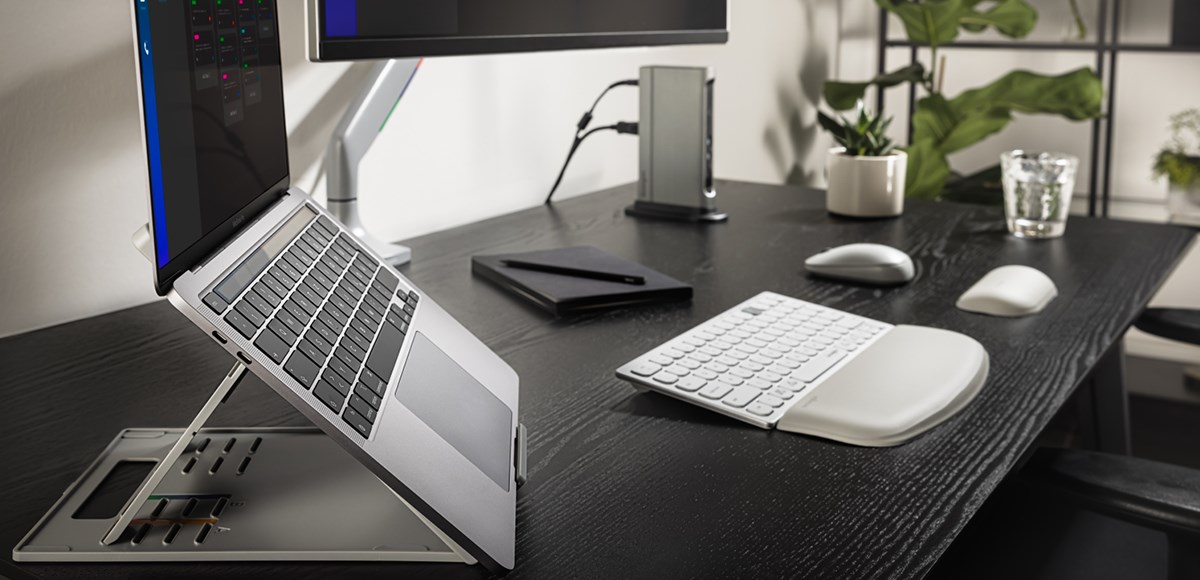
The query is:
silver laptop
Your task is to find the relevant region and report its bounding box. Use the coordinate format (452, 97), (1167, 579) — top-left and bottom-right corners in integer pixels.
(125, 0), (519, 571)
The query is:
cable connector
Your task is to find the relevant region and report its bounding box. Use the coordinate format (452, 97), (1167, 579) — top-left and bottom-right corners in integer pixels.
(545, 78), (640, 205)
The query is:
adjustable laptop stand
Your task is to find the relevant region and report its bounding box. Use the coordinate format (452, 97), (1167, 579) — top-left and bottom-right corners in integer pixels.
(14, 360), (528, 563)
(16, 225), (527, 563)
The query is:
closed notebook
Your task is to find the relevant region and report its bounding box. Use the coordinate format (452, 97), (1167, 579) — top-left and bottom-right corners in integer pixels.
(471, 246), (692, 316)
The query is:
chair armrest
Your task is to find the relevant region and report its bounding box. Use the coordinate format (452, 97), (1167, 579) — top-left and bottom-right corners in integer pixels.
(1135, 308), (1200, 346)
(1019, 448), (1200, 536)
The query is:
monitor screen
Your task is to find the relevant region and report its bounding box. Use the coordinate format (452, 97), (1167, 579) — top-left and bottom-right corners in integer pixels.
(311, 0), (729, 61)
(134, 0), (290, 293)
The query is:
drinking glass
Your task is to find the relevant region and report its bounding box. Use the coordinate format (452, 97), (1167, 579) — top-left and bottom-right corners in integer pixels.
(1000, 151), (1079, 239)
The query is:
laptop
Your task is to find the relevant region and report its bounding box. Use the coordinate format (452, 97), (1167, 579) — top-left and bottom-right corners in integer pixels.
(126, 0), (519, 571)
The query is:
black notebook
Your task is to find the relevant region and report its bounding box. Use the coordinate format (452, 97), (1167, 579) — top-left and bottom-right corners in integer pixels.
(471, 246), (692, 316)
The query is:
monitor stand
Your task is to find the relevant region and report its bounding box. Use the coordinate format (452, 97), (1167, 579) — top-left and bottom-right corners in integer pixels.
(12, 361), (532, 564)
(324, 59), (422, 267)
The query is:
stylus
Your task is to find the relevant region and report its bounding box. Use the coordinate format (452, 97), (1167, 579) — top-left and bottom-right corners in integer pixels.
(501, 260), (646, 285)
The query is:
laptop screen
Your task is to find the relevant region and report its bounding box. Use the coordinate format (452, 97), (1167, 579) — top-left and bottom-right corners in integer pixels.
(134, 0), (289, 290)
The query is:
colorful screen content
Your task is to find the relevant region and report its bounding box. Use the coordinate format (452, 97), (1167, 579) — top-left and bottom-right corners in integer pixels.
(135, 0), (288, 269)
(321, 0), (727, 39)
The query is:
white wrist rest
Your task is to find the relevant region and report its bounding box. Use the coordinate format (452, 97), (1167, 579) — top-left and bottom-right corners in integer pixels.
(777, 325), (989, 447)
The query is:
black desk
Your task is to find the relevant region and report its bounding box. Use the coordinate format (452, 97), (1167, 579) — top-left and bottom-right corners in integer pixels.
(1, 181), (1193, 580)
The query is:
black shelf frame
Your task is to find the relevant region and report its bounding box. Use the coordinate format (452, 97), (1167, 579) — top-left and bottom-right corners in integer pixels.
(875, 0), (1200, 218)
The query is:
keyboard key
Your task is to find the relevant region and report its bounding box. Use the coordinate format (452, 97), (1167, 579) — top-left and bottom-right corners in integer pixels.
(365, 318), (405, 380)
(661, 348), (685, 359)
(746, 403), (775, 417)
(721, 387), (759, 408)
(348, 394), (379, 422)
(652, 372), (679, 385)
(253, 280), (283, 304)
(343, 406), (373, 437)
(649, 355), (672, 366)
(747, 378), (773, 391)
(630, 363), (660, 377)
(794, 349), (847, 383)
(757, 395), (785, 408)
(355, 383), (383, 408)
(313, 380), (345, 412)
(328, 355), (358, 384)
(276, 307), (305, 337)
(770, 388), (794, 400)
(359, 368), (387, 397)
(308, 319), (339, 344)
(267, 318), (298, 346)
(676, 377), (707, 392)
(203, 292), (228, 314)
(254, 328), (290, 364)
(304, 331), (333, 357)
(693, 369), (719, 381)
(284, 351), (320, 389)
(224, 309), (257, 339)
(323, 368), (353, 395)
(341, 337), (368, 362)
(334, 346), (361, 370)
(344, 327), (372, 353)
(376, 270), (399, 293)
(234, 300), (267, 328)
(315, 216), (337, 235)
(698, 382), (733, 400)
(664, 365), (691, 377)
(283, 300), (312, 324)
(296, 339), (327, 366)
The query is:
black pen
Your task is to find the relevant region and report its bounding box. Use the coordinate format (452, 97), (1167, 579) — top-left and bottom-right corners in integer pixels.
(501, 260), (646, 285)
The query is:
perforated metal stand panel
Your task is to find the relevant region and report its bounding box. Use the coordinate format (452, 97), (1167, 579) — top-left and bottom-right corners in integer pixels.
(14, 428), (464, 562)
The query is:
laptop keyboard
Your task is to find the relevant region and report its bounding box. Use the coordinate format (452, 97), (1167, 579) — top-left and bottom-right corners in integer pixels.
(200, 206), (419, 439)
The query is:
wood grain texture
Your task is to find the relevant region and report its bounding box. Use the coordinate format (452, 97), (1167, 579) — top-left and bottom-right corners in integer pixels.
(1, 181), (1193, 580)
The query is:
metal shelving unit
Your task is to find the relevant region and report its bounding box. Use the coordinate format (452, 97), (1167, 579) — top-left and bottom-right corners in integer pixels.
(875, 0), (1200, 218)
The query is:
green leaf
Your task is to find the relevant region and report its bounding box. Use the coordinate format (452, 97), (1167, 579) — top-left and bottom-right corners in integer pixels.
(877, 0), (964, 48)
(823, 63), (926, 111)
(911, 94), (959, 146)
(951, 67), (1103, 121)
(960, 0), (1038, 38)
(904, 139), (952, 200)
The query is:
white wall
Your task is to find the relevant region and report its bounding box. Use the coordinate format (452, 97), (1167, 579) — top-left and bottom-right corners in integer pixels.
(0, 0), (842, 338)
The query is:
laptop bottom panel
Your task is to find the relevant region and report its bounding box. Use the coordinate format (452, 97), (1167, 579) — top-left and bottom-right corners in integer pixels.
(14, 428), (465, 563)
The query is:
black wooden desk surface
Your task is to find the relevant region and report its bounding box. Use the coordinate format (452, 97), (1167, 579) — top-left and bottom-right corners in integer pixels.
(1, 181), (1193, 580)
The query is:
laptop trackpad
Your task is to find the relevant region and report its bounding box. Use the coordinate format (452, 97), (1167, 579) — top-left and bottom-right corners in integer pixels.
(396, 333), (513, 491)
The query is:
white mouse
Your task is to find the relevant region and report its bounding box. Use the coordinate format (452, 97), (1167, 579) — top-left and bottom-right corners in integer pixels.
(804, 243), (915, 285)
(956, 265), (1058, 317)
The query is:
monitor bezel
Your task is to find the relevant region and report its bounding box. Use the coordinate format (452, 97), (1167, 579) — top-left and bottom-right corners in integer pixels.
(306, 0), (729, 62)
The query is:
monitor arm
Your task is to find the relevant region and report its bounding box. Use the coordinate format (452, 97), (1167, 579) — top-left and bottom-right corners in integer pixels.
(325, 58), (421, 266)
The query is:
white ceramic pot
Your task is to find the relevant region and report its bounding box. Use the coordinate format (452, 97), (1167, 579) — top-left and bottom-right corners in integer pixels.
(826, 147), (907, 218)
(1168, 182), (1200, 224)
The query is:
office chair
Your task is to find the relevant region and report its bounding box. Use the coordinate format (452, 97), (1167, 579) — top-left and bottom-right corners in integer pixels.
(930, 308), (1200, 580)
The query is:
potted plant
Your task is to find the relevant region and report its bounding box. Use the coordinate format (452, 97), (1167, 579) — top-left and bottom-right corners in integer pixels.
(1153, 108), (1200, 222)
(819, 103), (906, 218)
(821, 0), (1104, 202)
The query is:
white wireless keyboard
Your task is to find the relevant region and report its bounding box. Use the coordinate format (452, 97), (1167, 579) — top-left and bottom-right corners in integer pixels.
(615, 291), (893, 428)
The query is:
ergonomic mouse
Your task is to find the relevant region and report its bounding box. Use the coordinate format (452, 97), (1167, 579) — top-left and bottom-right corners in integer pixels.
(956, 265), (1058, 317)
(804, 243), (915, 285)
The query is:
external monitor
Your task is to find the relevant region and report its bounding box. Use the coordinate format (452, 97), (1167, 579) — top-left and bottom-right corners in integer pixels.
(307, 0), (729, 61)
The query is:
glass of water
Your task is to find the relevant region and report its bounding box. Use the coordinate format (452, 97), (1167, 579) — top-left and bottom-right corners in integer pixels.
(1000, 151), (1079, 239)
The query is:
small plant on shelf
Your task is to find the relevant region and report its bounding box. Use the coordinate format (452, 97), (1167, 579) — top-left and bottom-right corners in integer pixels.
(1153, 108), (1200, 221)
(1153, 108), (1200, 189)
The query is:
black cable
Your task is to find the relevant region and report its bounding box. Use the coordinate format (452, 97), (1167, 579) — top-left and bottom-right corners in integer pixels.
(545, 80), (638, 205)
